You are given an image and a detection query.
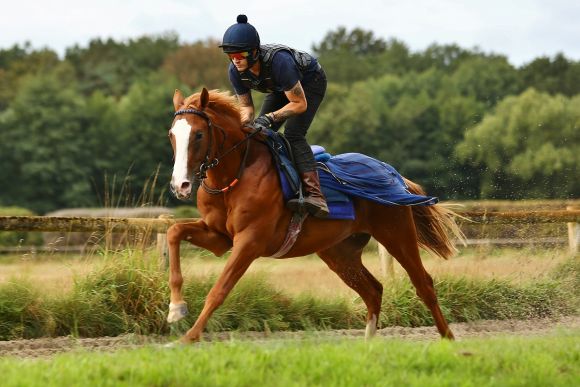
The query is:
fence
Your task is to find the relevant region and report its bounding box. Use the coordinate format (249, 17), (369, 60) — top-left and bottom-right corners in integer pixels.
(1, 209), (579, 271)
(377, 207), (579, 277)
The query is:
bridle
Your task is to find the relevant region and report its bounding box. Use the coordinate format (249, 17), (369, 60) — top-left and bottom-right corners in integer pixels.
(173, 108), (260, 195)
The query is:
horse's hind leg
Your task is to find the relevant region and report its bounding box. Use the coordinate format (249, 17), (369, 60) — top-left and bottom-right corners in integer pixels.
(372, 206), (454, 339)
(317, 233), (383, 339)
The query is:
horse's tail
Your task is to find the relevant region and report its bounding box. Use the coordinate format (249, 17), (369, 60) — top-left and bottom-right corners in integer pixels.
(404, 177), (466, 260)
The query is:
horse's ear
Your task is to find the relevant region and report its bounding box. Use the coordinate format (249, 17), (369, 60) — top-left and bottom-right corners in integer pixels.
(200, 88), (209, 110)
(173, 89), (184, 111)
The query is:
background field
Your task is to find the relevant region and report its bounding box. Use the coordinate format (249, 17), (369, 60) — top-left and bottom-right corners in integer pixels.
(0, 245), (573, 298)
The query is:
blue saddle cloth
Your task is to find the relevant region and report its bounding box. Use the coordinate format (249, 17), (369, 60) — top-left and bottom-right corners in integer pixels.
(264, 131), (438, 220)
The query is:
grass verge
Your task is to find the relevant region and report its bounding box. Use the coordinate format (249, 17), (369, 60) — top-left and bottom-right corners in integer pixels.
(0, 331), (578, 387)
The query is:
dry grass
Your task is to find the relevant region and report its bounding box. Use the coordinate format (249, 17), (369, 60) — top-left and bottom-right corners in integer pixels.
(180, 247), (571, 299)
(0, 246), (572, 299)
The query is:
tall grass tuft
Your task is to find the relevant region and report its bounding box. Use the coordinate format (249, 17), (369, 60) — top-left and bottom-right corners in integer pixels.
(51, 251), (168, 337)
(0, 279), (53, 340)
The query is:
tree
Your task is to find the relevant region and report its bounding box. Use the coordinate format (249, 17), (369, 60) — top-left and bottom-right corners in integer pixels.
(313, 27), (411, 84)
(519, 53), (580, 96)
(65, 34), (179, 97)
(0, 44), (59, 110)
(410, 43), (477, 73)
(450, 56), (522, 107)
(110, 72), (180, 206)
(0, 64), (93, 213)
(161, 39), (230, 90)
(455, 89), (580, 198)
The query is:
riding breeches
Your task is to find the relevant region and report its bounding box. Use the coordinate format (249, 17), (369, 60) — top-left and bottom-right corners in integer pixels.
(258, 69), (327, 173)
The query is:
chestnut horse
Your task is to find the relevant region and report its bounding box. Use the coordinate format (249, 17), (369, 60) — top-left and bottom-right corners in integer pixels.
(166, 88), (462, 344)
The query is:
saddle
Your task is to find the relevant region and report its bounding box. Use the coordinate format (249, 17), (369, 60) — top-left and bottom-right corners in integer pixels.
(263, 129), (439, 218)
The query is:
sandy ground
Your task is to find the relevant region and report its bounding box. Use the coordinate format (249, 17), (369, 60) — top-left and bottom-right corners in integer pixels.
(1, 316), (578, 359)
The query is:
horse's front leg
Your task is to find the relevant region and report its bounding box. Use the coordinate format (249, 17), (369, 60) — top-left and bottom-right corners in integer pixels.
(180, 238), (260, 343)
(166, 220), (232, 323)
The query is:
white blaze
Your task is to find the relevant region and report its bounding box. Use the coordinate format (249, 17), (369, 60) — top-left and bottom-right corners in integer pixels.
(171, 119), (192, 185)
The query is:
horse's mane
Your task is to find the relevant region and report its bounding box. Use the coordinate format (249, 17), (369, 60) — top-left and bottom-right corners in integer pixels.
(184, 89), (241, 124)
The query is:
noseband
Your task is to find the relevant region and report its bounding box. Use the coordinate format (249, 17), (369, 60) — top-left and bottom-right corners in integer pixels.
(173, 108), (259, 195)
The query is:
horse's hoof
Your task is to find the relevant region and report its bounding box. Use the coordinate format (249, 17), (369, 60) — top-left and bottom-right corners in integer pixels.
(167, 301), (188, 323)
(365, 314), (378, 340)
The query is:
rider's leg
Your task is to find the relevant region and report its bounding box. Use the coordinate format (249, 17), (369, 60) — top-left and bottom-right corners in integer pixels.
(285, 70), (328, 217)
(285, 140), (329, 218)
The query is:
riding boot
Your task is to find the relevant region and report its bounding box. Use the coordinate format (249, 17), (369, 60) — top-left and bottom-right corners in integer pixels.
(287, 171), (329, 218)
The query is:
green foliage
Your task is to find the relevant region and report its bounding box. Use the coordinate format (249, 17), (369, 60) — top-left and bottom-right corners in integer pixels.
(1, 31), (580, 212)
(520, 53), (580, 96)
(0, 43), (60, 110)
(65, 34), (179, 97)
(161, 39), (231, 90)
(456, 89), (580, 198)
(450, 56), (522, 106)
(412, 43), (480, 73)
(0, 65), (94, 213)
(314, 27), (412, 83)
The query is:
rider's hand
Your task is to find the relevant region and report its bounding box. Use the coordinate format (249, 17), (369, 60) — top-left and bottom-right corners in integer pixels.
(253, 114), (274, 130)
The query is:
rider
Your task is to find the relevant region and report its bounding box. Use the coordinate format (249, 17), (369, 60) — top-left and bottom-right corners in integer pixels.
(219, 14), (329, 218)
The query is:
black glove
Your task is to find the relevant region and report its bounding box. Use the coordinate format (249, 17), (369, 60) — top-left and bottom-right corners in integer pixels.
(253, 114), (274, 130)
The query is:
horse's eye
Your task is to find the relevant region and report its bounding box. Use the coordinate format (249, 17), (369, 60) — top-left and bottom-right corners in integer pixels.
(195, 132), (203, 140)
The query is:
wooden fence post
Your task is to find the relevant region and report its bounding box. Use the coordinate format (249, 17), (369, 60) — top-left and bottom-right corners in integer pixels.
(378, 244), (395, 279)
(567, 206), (579, 254)
(157, 214), (173, 271)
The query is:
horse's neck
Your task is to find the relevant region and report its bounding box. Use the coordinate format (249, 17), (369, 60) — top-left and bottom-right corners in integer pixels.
(205, 123), (248, 182)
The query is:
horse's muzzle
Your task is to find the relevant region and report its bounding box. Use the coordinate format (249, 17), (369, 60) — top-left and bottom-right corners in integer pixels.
(170, 179), (193, 200)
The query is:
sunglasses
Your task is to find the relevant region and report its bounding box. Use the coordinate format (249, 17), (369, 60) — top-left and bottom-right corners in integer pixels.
(227, 51), (251, 61)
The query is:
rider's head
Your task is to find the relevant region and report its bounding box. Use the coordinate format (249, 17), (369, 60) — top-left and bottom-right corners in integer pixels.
(219, 15), (260, 69)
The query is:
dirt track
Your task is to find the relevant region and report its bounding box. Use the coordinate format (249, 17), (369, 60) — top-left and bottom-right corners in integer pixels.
(1, 316), (578, 359)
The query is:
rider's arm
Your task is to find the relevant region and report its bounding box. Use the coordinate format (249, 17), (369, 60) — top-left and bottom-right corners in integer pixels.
(236, 92), (255, 126)
(268, 81), (307, 122)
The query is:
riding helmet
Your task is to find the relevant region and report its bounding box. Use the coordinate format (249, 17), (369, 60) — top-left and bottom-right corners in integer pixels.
(219, 15), (260, 53)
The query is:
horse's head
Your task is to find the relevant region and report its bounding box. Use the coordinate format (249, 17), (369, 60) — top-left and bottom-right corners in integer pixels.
(168, 88), (212, 200)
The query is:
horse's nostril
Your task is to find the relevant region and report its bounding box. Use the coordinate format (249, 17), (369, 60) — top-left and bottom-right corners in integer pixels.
(181, 181), (191, 190)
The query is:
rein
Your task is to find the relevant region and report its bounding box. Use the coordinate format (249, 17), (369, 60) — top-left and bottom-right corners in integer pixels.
(174, 108), (261, 195)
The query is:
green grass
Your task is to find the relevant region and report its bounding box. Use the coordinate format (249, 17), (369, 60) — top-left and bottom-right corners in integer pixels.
(0, 331), (578, 387)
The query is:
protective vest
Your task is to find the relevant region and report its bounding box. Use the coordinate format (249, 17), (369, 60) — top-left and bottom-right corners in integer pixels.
(239, 44), (313, 93)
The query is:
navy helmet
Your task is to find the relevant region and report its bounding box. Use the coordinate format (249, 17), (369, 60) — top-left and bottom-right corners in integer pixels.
(220, 15), (260, 53)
